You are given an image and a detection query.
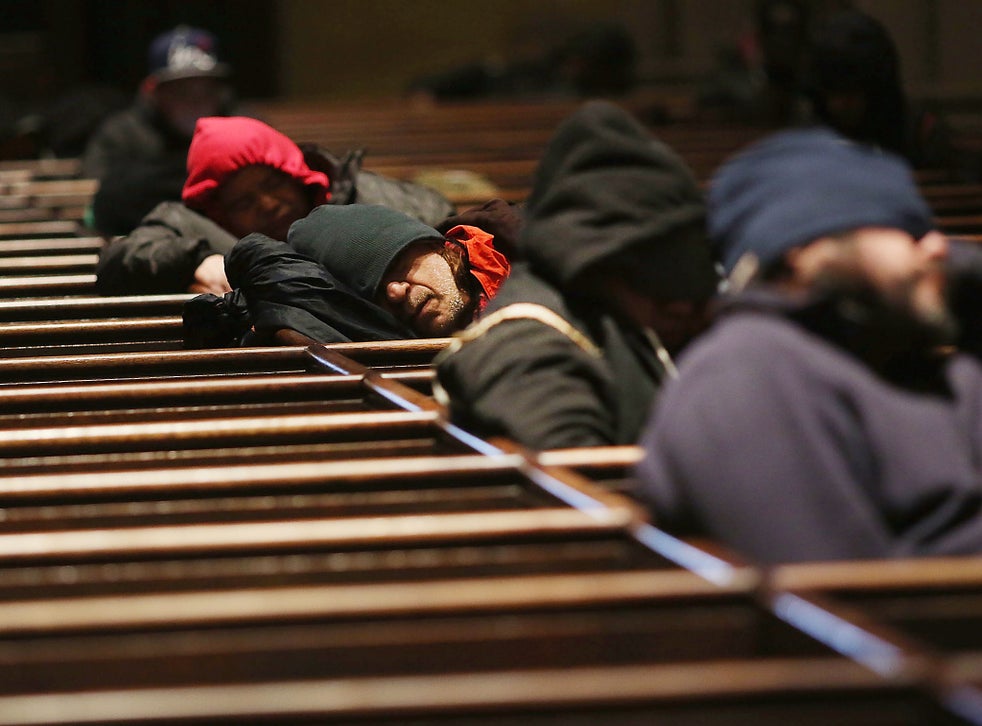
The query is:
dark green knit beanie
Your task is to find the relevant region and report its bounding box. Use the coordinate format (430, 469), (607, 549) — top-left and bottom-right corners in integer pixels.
(287, 204), (444, 298)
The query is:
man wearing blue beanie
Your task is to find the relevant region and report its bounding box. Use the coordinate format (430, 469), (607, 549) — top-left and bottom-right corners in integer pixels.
(635, 127), (982, 563)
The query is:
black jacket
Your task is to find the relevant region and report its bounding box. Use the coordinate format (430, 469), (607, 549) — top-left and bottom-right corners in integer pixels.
(223, 232), (414, 345)
(83, 99), (224, 237)
(96, 201), (236, 296)
(436, 262), (669, 448)
(182, 232), (417, 349)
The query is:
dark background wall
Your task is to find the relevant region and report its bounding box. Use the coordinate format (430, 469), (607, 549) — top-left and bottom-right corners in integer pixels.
(0, 0), (278, 103)
(2, 0), (981, 110)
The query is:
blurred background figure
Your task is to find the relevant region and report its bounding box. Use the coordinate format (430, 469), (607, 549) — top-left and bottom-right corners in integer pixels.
(803, 8), (955, 171)
(83, 25), (241, 237)
(696, 0), (811, 126)
(408, 21), (638, 101)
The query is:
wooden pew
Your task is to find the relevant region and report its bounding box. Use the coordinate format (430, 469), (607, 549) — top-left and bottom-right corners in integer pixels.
(771, 557), (982, 653)
(0, 346), (312, 384)
(0, 316), (184, 356)
(0, 220), (80, 240)
(0, 660), (946, 725)
(0, 236), (103, 257)
(0, 294), (191, 321)
(0, 508), (962, 723)
(0, 274), (95, 298)
(0, 180), (96, 224)
(0, 434), (947, 725)
(0, 253), (97, 275)
(0, 340), (449, 472)
(537, 445), (644, 495)
(0, 158), (81, 180)
(938, 214), (982, 234)
(771, 557), (982, 724)
(0, 546), (952, 725)
(0, 338), (446, 385)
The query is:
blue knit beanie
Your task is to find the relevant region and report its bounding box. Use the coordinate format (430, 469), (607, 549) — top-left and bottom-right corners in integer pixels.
(709, 128), (934, 274)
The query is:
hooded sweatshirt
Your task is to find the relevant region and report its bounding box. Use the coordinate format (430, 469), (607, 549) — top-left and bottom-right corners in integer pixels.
(182, 116), (330, 214)
(637, 125), (982, 562)
(435, 101), (719, 450)
(636, 289), (982, 563)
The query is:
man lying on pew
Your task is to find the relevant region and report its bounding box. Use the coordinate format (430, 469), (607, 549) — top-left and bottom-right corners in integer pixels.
(636, 128), (982, 563)
(95, 116), (454, 297)
(433, 101), (720, 450)
(184, 202), (512, 346)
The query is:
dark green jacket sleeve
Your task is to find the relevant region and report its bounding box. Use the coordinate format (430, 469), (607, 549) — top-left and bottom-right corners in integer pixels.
(95, 202), (237, 296)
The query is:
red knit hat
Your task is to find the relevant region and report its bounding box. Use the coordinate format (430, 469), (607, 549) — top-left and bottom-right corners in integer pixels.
(182, 116), (330, 212)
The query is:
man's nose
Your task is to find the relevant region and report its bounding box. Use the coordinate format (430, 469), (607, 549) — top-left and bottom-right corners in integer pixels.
(385, 280), (410, 304)
(918, 230), (949, 264)
(256, 191), (281, 214)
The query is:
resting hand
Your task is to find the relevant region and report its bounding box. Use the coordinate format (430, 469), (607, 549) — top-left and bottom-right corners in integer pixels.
(188, 254), (232, 295)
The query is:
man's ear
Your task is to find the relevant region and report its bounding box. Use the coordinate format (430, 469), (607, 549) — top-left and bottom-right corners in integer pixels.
(917, 230), (949, 263)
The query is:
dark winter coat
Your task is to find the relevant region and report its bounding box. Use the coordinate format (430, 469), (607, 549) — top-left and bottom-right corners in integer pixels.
(207, 232), (414, 345)
(636, 290), (982, 563)
(96, 201), (236, 296)
(82, 99), (192, 182)
(83, 99), (231, 237)
(436, 262), (671, 449)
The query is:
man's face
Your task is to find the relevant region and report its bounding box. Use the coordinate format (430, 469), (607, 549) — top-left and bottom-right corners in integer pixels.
(600, 281), (711, 355)
(798, 227), (952, 338)
(212, 165), (312, 240)
(153, 77), (225, 137)
(376, 241), (473, 337)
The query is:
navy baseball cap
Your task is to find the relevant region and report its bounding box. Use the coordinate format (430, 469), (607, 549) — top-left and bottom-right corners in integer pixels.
(147, 26), (229, 83)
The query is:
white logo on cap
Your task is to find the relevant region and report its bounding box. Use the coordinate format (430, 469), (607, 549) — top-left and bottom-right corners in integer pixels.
(168, 41), (217, 73)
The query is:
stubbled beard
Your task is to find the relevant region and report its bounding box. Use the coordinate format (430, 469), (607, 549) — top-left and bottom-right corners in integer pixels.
(439, 291), (470, 333)
(408, 288), (473, 335)
(806, 270), (958, 359)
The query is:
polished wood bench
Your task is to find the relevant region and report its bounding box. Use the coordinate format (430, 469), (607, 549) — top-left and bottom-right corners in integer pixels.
(0, 316), (184, 356)
(0, 294), (191, 321)
(0, 556), (951, 725)
(0, 236), (103, 257)
(0, 339), (447, 384)
(0, 273), (95, 298)
(0, 220), (80, 239)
